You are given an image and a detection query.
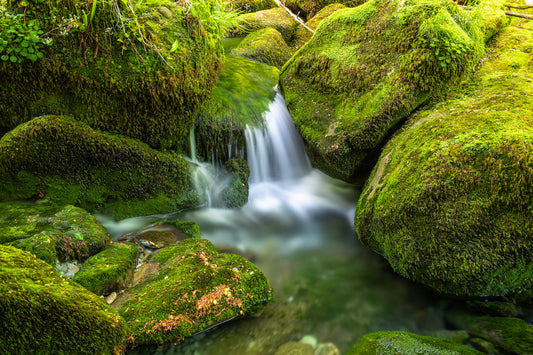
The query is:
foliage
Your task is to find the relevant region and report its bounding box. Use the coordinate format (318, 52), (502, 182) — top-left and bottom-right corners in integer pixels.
(229, 7), (299, 44)
(0, 12), (51, 63)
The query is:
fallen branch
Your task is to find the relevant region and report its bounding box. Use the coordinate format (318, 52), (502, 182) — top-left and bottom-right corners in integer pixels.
(272, 0), (315, 33)
(505, 10), (533, 19)
(504, 4), (533, 9)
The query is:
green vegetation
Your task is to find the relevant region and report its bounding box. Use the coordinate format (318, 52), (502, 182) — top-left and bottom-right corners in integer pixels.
(73, 242), (139, 296)
(0, 202), (111, 263)
(284, 0), (364, 21)
(231, 27), (291, 69)
(280, 0), (507, 181)
(292, 3), (346, 49)
(230, 7), (299, 43)
(354, 21), (533, 296)
(222, 158), (250, 207)
(0, 12), (51, 63)
(0, 115), (200, 218)
(0, 245), (127, 353)
(225, 0), (277, 13)
(346, 331), (483, 354)
(175, 220), (202, 239)
(118, 238), (272, 345)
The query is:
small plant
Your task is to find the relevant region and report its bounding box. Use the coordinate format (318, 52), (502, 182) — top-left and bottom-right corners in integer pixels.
(0, 12), (52, 62)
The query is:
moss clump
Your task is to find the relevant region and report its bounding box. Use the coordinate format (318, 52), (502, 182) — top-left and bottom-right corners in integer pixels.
(0, 202), (111, 263)
(118, 238), (272, 346)
(354, 22), (533, 296)
(0, 245), (127, 354)
(0, 115), (199, 219)
(225, 0), (278, 13)
(280, 0), (507, 181)
(292, 3), (346, 49)
(175, 220), (202, 239)
(222, 158), (250, 207)
(0, 0), (226, 150)
(284, 0), (364, 21)
(73, 242), (138, 296)
(346, 331), (484, 355)
(232, 28), (291, 69)
(230, 7), (299, 43)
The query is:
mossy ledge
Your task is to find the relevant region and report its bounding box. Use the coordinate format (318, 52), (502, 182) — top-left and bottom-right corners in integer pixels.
(280, 0), (507, 181)
(0, 115), (200, 219)
(354, 22), (533, 296)
(117, 238), (272, 346)
(0, 245), (127, 354)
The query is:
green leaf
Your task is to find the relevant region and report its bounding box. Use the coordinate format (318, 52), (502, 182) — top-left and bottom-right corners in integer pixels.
(36, 52), (44, 59)
(10, 55), (18, 63)
(1, 55), (9, 61)
(170, 40), (179, 53)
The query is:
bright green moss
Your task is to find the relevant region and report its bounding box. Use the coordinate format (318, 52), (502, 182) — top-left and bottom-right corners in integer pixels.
(354, 22), (533, 296)
(118, 238), (272, 346)
(0, 245), (127, 354)
(292, 3), (346, 49)
(284, 0), (364, 21)
(0, 115), (200, 218)
(73, 242), (139, 296)
(230, 7), (299, 43)
(280, 0), (507, 181)
(225, 0), (278, 13)
(0, 202), (111, 263)
(231, 28), (291, 69)
(222, 158), (250, 207)
(174, 220), (202, 239)
(346, 331), (483, 355)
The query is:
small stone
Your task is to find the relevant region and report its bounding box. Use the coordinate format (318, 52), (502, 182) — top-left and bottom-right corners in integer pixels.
(67, 262), (79, 274)
(314, 343), (340, 355)
(158, 7), (173, 19)
(106, 292), (117, 305)
(300, 335), (318, 349)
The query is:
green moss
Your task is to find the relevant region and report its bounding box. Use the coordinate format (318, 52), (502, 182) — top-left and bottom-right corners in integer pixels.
(0, 245), (127, 354)
(118, 238), (272, 346)
(0, 115), (200, 218)
(280, 0), (507, 181)
(225, 0), (278, 13)
(0, 0), (226, 150)
(346, 331), (483, 355)
(222, 158), (250, 207)
(354, 23), (533, 296)
(230, 7), (299, 44)
(231, 28), (291, 69)
(73, 242), (139, 296)
(0, 202), (111, 263)
(284, 0), (364, 21)
(175, 220), (202, 239)
(292, 3), (346, 49)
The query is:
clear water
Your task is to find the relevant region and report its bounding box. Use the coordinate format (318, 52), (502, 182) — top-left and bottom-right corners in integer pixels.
(111, 93), (447, 355)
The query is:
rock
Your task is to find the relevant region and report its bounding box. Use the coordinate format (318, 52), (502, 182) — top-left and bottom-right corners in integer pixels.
(157, 6), (173, 19)
(354, 22), (533, 296)
(0, 245), (127, 353)
(0, 202), (111, 263)
(116, 238), (272, 346)
(283, 0), (355, 21)
(300, 334), (318, 348)
(346, 331), (483, 355)
(280, 0), (507, 181)
(106, 292), (118, 305)
(292, 4), (346, 50)
(0, 116), (200, 219)
(225, 0), (277, 14)
(73, 242), (138, 296)
(231, 28), (292, 69)
(314, 342), (340, 355)
(275, 341), (314, 355)
(230, 7), (300, 44)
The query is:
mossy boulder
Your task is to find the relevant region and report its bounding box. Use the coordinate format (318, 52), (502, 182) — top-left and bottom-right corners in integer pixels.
(117, 238), (272, 346)
(354, 23), (533, 296)
(346, 331), (483, 354)
(0, 245), (127, 353)
(225, 0), (278, 13)
(73, 242), (139, 296)
(231, 28), (291, 69)
(284, 0), (362, 21)
(0, 0), (225, 150)
(230, 7), (300, 44)
(222, 158), (251, 207)
(0, 115), (199, 218)
(292, 3), (346, 49)
(280, 0), (507, 181)
(0, 202), (111, 263)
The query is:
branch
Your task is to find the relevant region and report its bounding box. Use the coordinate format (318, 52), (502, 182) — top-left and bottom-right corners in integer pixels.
(272, 0), (314, 33)
(504, 4), (533, 9)
(505, 10), (533, 19)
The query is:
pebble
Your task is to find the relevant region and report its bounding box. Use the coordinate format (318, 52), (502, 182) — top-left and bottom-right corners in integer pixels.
(314, 343), (340, 355)
(105, 292), (117, 305)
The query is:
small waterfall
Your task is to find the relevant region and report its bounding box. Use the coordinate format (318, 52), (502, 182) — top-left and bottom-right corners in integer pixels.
(245, 93), (312, 183)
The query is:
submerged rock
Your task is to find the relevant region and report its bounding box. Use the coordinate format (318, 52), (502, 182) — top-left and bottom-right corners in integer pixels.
(346, 331), (483, 354)
(231, 28), (292, 69)
(280, 0), (506, 181)
(0, 245), (127, 353)
(355, 22), (533, 296)
(116, 238), (272, 346)
(0, 202), (110, 263)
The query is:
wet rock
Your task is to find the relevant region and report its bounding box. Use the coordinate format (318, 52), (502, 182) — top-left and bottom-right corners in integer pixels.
(314, 342), (340, 355)
(106, 292), (118, 305)
(275, 341), (314, 355)
(119, 222), (200, 250)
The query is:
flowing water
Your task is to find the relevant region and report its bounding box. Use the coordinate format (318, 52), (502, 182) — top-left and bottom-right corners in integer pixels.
(108, 88), (448, 355)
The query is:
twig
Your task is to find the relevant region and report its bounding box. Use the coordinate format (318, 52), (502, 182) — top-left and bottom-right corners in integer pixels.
(504, 4), (533, 9)
(272, 0), (314, 33)
(505, 10), (533, 19)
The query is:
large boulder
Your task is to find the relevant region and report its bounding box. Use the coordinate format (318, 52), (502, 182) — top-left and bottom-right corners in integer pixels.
(280, 0), (506, 181)
(0, 115), (199, 218)
(231, 28), (291, 69)
(116, 238), (272, 346)
(0, 245), (127, 353)
(0, 0), (226, 150)
(230, 7), (300, 44)
(354, 22), (533, 296)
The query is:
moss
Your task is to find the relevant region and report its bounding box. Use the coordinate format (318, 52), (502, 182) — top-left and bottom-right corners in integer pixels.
(284, 0), (364, 21)
(0, 115), (200, 219)
(0, 245), (127, 354)
(174, 220), (202, 239)
(346, 331), (484, 355)
(0, 202), (111, 263)
(231, 28), (291, 69)
(0, 0), (225, 150)
(118, 238), (272, 346)
(222, 158), (250, 207)
(230, 7), (299, 44)
(73, 242), (139, 296)
(354, 22), (533, 296)
(225, 0), (278, 13)
(292, 3), (346, 49)
(280, 0), (507, 181)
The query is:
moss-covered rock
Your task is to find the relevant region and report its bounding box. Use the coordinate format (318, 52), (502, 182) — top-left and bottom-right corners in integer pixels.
(231, 28), (291, 69)
(346, 331), (483, 354)
(292, 3), (346, 49)
(354, 22), (533, 296)
(284, 0), (362, 21)
(0, 0), (226, 150)
(230, 7), (299, 43)
(0, 202), (111, 263)
(280, 0), (507, 181)
(0, 245), (127, 353)
(222, 158), (251, 207)
(73, 242), (139, 296)
(117, 238), (272, 346)
(0, 115), (200, 218)
(225, 0), (278, 13)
